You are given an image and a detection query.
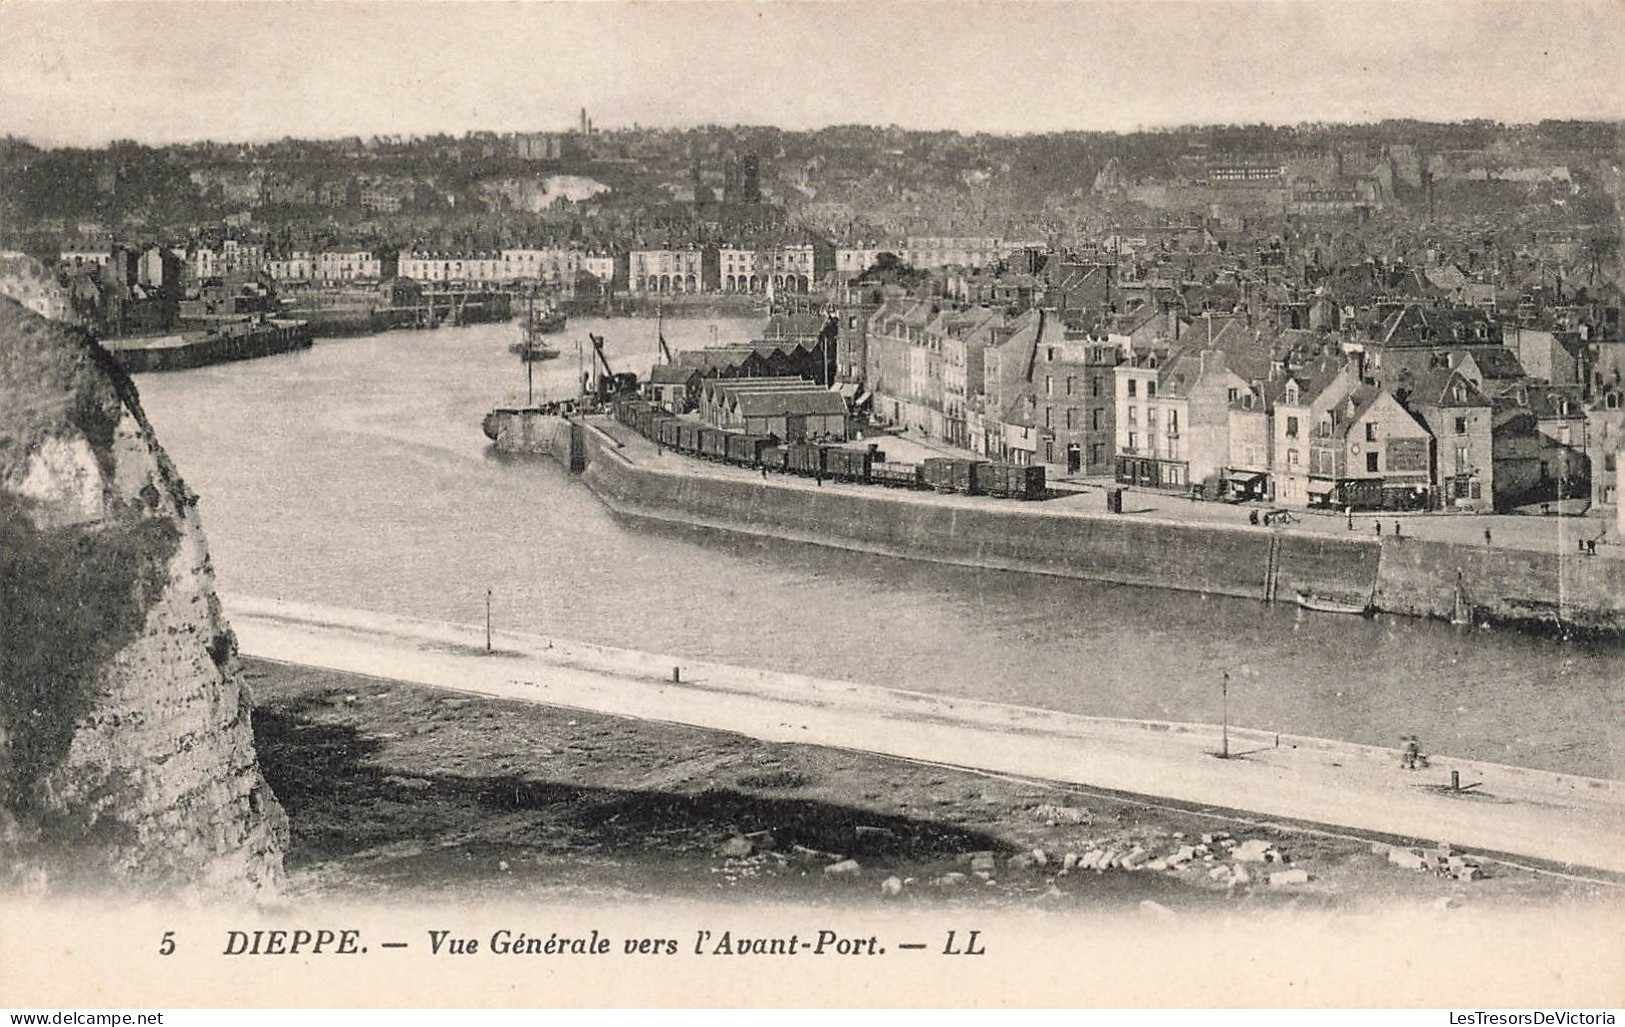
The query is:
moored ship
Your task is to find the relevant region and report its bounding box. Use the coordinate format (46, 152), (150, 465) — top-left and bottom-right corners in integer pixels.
(510, 295), (564, 361)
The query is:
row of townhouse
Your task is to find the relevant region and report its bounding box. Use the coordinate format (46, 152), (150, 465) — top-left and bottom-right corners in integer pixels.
(1112, 339), (1598, 513)
(259, 248), (616, 286)
(628, 244), (823, 295)
(865, 300), (1155, 476)
(831, 239), (1016, 280)
(181, 244), (385, 283)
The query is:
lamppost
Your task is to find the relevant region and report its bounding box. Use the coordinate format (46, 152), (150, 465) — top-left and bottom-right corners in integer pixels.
(485, 588), (493, 654)
(1221, 671), (1230, 759)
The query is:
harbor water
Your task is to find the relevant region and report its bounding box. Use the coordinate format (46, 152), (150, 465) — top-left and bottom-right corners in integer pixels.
(133, 317), (1625, 779)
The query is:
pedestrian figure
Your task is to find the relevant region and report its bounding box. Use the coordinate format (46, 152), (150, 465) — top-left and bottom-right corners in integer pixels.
(1249, 509), (1259, 526)
(1346, 506), (1354, 530)
(1401, 736), (1421, 771)
(1394, 521), (1401, 538)
(1484, 527), (1493, 546)
(1374, 520), (1382, 537)
(761, 466), (767, 480)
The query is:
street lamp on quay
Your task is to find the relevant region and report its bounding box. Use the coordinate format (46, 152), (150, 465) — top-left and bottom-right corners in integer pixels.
(1217, 664), (1258, 760)
(485, 587), (493, 654)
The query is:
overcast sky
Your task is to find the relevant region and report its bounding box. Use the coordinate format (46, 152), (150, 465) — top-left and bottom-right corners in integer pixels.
(2, 1), (1623, 147)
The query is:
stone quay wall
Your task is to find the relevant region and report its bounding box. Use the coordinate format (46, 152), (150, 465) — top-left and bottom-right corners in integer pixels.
(549, 417), (1625, 636)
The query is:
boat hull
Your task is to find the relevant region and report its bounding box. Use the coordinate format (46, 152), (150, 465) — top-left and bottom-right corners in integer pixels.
(1294, 591), (1370, 615)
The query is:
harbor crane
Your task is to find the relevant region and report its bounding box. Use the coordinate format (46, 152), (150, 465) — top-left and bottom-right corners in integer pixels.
(586, 333), (639, 404)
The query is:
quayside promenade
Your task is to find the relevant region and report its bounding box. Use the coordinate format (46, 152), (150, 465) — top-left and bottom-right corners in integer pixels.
(225, 594), (1625, 876)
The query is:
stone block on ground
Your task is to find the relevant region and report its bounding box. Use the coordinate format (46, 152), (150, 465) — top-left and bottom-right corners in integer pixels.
(1232, 839), (1275, 863)
(1388, 847), (1428, 871)
(717, 835), (754, 858)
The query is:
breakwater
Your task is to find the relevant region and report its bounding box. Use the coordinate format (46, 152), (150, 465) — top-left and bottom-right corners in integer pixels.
(283, 290), (512, 337)
(104, 318), (314, 372)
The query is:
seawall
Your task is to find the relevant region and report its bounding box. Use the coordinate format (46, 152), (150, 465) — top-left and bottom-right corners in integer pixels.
(528, 415), (1625, 636)
(105, 319), (315, 373)
(482, 408), (582, 468)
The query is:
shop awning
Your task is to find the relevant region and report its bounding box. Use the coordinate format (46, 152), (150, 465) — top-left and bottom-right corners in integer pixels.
(1305, 479), (1336, 496)
(1225, 470), (1266, 485)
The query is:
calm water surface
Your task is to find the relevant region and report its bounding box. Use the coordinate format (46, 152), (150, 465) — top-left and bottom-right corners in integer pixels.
(134, 317), (1625, 778)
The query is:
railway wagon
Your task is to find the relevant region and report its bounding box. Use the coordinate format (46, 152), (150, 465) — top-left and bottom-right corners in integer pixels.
(922, 457), (956, 492)
(873, 460), (924, 489)
(786, 442), (827, 477)
(759, 444), (787, 472)
(1006, 463), (1046, 500)
(699, 427), (730, 460)
(677, 422), (704, 453)
(824, 447), (874, 483)
(635, 406), (658, 438)
(726, 433), (774, 465)
(971, 461), (1005, 496)
(951, 459), (987, 495)
(657, 419), (680, 449)
(648, 413), (674, 444)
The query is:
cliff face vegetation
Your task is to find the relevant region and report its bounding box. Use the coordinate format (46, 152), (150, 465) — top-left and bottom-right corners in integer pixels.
(0, 291), (286, 898)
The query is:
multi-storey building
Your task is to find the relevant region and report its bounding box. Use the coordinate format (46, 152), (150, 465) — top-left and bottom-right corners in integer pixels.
(1031, 331), (1120, 476)
(502, 248), (582, 286)
(865, 298), (939, 431)
(265, 250), (315, 282)
(631, 248), (704, 293)
(719, 246), (758, 292)
(761, 244), (815, 293)
(399, 252), (505, 284)
(219, 239), (265, 278)
(1407, 369), (1495, 511)
(1115, 346), (1258, 492)
(905, 237), (1002, 270)
(59, 248), (112, 270)
(581, 252), (617, 289)
(1325, 387), (1435, 511)
(939, 307), (1007, 450)
(835, 244), (893, 279)
(318, 248), (383, 283)
(1269, 355), (1359, 508)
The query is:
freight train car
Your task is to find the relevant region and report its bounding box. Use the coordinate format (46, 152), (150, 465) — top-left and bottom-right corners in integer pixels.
(603, 405), (1046, 503)
(873, 460), (925, 489)
(786, 442), (827, 477)
(922, 458), (956, 492)
(699, 427), (730, 461)
(824, 446), (874, 483)
(1004, 464), (1047, 500)
(726, 433), (775, 466)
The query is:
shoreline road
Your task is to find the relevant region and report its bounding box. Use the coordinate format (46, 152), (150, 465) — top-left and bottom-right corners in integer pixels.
(224, 594), (1625, 876)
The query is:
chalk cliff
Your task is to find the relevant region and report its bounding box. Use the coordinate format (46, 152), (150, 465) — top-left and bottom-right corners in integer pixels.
(0, 289), (287, 898)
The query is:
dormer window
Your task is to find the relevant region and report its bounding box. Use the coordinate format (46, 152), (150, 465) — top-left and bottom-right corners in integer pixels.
(1452, 384), (1466, 402)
